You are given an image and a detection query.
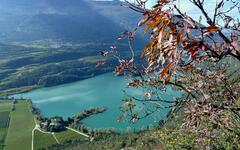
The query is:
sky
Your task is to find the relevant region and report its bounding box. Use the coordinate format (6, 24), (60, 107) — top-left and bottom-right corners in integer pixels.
(119, 0), (239, 24)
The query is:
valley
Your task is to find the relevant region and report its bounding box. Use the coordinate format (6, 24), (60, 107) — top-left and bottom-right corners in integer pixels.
(0, 0), (145, 96)
(1, 0), (238, 149)
(0, 42), (116, 96)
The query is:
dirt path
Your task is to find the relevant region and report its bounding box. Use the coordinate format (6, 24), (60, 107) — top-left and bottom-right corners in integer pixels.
(31, 126), (37, 150)
(31, 124), (60, 150)
(52, 133), (60, 144)
(66, 127), (89, 138)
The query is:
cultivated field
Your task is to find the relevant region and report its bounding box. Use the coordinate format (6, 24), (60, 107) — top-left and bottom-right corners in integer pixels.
(0, 101), (12, 150)
(0, 128), (7, 150)
(0, 103), (12, 113)
(4, 101), (35, 150)
(0, 112), (10, 128)
(0, 100), (88, 150)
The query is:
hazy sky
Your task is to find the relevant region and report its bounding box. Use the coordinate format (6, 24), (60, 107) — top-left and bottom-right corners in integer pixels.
(120, 0), (239, 24)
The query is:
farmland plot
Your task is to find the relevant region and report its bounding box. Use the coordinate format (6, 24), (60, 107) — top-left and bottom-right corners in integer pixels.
(0, 112), (10, 128)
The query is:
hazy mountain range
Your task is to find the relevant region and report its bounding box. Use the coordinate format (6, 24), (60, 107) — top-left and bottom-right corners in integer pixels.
(0, 0), (141, 43)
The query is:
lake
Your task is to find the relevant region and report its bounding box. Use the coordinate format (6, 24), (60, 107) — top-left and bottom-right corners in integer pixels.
(14, 73), (180, 131)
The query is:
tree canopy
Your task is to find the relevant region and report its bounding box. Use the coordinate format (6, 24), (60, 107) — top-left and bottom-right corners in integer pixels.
(98, 0), (240, 148)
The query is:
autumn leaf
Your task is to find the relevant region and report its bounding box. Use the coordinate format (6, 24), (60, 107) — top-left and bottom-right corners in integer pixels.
(165, 72), (172, 83)
(114, 66), (122, 75)
(176, 32), (183, 44)
(160, 63), (173, 78)
(128, 79), (142, 87)
(204, 26), (220, 35)
(144, 23), (153, 34)
(138, 16), (149, 26)
(190, 47), (198, 59)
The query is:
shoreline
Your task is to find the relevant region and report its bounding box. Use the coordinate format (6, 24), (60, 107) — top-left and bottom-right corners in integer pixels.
(3, 73), (179, 132)
(0, 71), (120, 97)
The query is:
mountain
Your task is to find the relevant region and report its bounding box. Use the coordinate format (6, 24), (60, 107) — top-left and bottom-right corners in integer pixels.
(0, 0), (141, 43)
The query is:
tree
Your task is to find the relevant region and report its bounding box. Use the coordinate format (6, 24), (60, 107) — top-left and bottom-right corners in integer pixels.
(98, 0), (240, 148)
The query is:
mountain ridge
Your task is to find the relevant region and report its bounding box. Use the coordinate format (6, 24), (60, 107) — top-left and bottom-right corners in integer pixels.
(0, 0), (140, 43)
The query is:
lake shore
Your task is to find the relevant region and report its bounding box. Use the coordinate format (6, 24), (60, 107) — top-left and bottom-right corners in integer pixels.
(9, 73), (181, 131)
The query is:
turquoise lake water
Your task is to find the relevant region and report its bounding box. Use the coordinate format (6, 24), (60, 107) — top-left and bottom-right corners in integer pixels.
(14, 73), (179, 131)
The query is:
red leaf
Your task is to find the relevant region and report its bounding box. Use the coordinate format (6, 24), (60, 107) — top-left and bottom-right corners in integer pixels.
(114, 66), (122, 76)
(138, 17), (149, 26)
(161, 63), (172, 78)
(204, 26), (220, 35)
(128, 80), (142, 87)
(165, 72), (172, 83)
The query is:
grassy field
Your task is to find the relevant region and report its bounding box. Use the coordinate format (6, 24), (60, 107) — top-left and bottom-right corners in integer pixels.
(0, 128), (7, 150)
(55, 129), (87, 144)
(0, 112), (10, 128)
(0, 128), (7, 139)
(34, 130), (57, 150)
(0, 101), (12, 150)
(4, 101), (35, 150)
(0, 103), (12, 113)
(0, 128), (7, 141)
(33, 129), (87, 149)
(0, 100), (88, 149)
